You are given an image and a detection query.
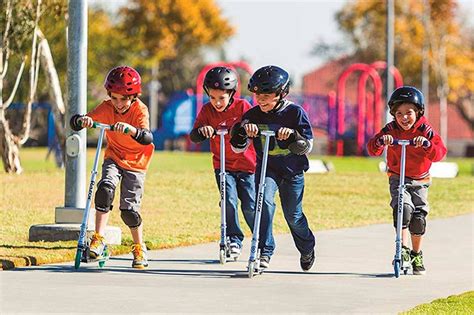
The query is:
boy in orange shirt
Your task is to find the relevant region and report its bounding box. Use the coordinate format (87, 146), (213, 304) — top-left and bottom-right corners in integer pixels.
(70, 66), (154, 269)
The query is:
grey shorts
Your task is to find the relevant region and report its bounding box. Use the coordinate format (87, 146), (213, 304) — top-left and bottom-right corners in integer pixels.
(100, 159), (146, 212)
(389, 175), (431, 214)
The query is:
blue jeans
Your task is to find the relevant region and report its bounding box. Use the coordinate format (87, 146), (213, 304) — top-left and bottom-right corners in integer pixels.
(214, 170), (256, 247)
(256, 169), (315, 257)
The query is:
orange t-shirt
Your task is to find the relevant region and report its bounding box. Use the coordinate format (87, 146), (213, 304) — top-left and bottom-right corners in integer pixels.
(87, 99), (154, 173)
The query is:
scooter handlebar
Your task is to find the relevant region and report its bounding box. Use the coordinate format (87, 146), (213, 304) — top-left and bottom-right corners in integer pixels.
(392, 139), (430, 148)
(88, 121), (129, 133)
(91, 122), (113, 130)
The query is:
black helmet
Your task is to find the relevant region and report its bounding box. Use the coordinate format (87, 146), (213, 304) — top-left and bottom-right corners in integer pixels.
(248, 65), (290, 97)
(388, 86), (425, 116)
(203, 67), (238, 95)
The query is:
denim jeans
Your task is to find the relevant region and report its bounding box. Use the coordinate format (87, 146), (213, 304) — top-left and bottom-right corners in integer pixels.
(214, 170), (256, 247)
(256, 169), (315, 257)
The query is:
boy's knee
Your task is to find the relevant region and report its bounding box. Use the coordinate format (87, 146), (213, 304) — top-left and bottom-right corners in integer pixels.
(95, 180), (116, 212)
(120, 210), (142, 228)
(409, 211), (427, 235)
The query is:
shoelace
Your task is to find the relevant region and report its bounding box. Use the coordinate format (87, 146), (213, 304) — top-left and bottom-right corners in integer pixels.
(131, 244), (144, 260)
(412, 254), (423, 267)
(90, 234), (104, 248)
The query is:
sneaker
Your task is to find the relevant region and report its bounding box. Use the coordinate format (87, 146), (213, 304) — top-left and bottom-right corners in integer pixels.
(300, 250), (316, 271)
(259, 255), (271, 269)
(411, 250), (426, 275)
(89, 232), (106, 259)
(402, 246), (411, 269)
(229, 243), (241, 256)
(131, 243), (148, 269)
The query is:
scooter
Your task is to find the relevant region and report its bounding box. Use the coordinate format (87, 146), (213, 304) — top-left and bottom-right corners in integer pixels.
(247, 130), (275, 278)
(74, 122), (118, 269)
(392, 138), (429, 278)
(216, 128), (239, 264)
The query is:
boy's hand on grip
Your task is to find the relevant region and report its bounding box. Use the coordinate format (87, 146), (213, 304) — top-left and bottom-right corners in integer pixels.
(378, 134), (393, 146)
(413, 136), (430, 148)
(277, 127), (294, 141)
(113, 122), (136, 136)
(79, 116), (93, 128)
(244, 123), (259, 138)
(198, 126), (215, 139)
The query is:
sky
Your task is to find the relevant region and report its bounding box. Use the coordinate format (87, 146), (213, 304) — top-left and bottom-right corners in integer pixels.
(209, 0), (347, 88)
(90, 0), (473, 89)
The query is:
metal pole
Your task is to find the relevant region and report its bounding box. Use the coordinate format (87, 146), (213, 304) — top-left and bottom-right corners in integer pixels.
(422, 0), (430, 118)
(65, 0), (87, 208)
(149, 64), (159, 130)
(386, 0), (394, 125)
(383, 0), (395, 168)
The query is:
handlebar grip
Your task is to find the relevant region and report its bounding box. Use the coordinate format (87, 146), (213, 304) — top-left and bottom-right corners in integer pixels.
(392, 139), (430, 148)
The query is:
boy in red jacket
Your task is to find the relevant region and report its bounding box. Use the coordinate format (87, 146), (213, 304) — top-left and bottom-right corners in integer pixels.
(189, 66), (257, 258)
(367, 86), (447, 275)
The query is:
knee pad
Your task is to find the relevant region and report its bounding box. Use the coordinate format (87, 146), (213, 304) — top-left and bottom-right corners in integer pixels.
(95, 180), (115, 212)
(409, 211), (427, 235)
(393, 204), (413, 228)
(120, 210), (142, 228)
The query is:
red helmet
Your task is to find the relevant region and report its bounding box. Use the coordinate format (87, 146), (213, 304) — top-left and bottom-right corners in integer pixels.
(104, 66), (141, 95)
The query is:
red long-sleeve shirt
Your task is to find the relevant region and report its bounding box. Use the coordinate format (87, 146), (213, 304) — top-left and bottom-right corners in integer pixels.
(367, 116), (447, 180)
(193, 98), (256, 173)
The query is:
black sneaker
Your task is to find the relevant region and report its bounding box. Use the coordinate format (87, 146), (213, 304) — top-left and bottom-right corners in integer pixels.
(411, 250), (426, 275)
(259, 255), (270, 269)
(300, 250), (315, 271)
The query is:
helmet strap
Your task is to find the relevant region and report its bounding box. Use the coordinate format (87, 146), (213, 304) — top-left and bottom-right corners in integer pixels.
(223, 90), (236, 112)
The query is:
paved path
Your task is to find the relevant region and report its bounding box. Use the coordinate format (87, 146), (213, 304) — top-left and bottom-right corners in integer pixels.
(1, 214), (472, 314)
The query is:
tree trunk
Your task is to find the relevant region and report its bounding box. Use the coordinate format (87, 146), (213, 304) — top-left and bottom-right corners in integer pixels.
(37, 29), (66, 166)
(0, 108), (22, 174)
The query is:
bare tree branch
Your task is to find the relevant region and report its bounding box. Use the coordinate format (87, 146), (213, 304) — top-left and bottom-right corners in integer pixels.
(3, 57), (26, 109)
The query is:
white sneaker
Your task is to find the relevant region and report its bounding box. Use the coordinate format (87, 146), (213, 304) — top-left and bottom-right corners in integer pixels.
(229, 243), (241, 256)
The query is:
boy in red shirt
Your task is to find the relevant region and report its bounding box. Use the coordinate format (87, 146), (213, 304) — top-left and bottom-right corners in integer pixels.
(367, 86), (447, 275)
(70, 66), (154, 269)
(190, 66), (256, 257)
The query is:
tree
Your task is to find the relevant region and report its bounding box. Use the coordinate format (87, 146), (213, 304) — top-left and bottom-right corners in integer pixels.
(0, 0), (41, 173)
(317, 0), (473, 129)
(0, 0), (67, 173)
(118, 0), (234, 96)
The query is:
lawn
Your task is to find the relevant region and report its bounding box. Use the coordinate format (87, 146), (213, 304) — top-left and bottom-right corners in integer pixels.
(0, 148), (473, 270)
(403, 291), (474, 314)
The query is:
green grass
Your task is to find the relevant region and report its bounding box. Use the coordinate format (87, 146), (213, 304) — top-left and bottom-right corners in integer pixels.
(0, 148), (473, 270)
(402, 291), (474, 314)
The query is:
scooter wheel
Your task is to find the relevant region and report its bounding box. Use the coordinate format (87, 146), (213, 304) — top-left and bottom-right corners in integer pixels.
(219, 249), (226, 264)
(394, 261), (400, 278)
(248, 261), (255, 278)
(403, 269), (408, 275)
(74, 248), (82, 269)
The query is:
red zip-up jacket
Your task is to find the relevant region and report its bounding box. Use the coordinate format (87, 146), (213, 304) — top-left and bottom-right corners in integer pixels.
(367, 116), (447, 180)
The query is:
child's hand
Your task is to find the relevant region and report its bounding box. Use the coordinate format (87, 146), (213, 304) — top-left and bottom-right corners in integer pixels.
(413, 136), (429, 148)
(244, 123), (259, 137)
(277, 127), (294, 141)
(198, 126), (215, 138)
(78, 116), (93, 128)
(378, 135), (393, 146)
(113, 122), (136, 136)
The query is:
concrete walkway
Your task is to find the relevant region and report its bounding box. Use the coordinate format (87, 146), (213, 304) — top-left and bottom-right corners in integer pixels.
(1, 214), (472, 314)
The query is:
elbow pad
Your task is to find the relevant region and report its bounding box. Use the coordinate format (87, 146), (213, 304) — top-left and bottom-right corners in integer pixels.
(288, 130), (311, 155)
(230, 123), (248, 149)
(189, 128), (206, 143)
(70, 114), (84, 131)
(133, 128), (153, 145)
